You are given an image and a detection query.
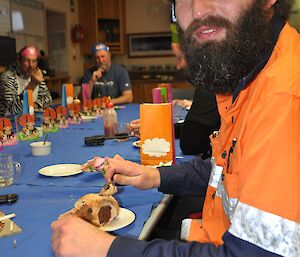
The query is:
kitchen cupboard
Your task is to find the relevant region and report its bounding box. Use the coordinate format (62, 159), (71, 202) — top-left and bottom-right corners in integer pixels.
(78, 0), (126, 55)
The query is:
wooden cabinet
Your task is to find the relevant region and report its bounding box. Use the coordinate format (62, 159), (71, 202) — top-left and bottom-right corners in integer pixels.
(132, 81), (193, 103)
(97, 0), (120, 19)
(132, 82), (156, 104)
(78, 0), (126, 55)
(78, 0), (97, 55)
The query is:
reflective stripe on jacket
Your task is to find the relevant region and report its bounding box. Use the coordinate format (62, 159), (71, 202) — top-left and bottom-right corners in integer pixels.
(184, 23), (300, 257)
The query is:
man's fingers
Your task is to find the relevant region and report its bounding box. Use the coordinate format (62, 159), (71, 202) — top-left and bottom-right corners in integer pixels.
(105, 162), (130, 178)
(113, 154), (124, 161)
(113, 174), (138, 187)
(104, 158), (140, 181)
(51, 219), (63, 230)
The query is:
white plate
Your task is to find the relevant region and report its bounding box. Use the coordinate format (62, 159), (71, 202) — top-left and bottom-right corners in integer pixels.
(101, 208), (135, 232)
(81, 116), (97, 122)
(132, 140), (141, 148)
(39, 164), (83, 177)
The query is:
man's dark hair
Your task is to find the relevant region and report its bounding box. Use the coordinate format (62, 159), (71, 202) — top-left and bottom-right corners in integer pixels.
(272, 0), (295, 20)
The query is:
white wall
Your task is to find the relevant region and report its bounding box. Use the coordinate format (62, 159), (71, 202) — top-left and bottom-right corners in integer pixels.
(126, 0), (169, 33)
(0, 0), (11, 35)
(41, 0), (84, 83)
(113, 0), (176, 69)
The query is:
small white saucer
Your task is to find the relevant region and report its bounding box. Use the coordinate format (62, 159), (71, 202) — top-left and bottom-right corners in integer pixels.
(39, 164), (82, 177)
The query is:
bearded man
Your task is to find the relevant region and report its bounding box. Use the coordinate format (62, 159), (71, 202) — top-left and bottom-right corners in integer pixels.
(51, 1), (299, 257)
(81, 43), (133, 104)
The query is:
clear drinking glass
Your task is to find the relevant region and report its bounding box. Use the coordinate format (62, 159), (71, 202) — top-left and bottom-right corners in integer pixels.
(115, 122), (129, 135)
(0, 154), (21, 187)
(115, 122), (130, 142)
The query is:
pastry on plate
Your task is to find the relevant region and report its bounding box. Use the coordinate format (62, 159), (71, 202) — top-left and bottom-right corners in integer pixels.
(59, 193), (120, 227)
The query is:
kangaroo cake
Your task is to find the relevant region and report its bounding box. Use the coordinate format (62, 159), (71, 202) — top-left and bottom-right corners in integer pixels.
(61, 156), (120, 227)
(59, 193), (119, 227)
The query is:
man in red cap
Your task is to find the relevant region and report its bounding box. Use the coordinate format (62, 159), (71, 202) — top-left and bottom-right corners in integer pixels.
(82, 43), (133, 104)
(0, 45), (52, 116)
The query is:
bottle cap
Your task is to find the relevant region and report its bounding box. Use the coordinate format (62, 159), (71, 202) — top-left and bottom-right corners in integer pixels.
(106, 96), (114, 108)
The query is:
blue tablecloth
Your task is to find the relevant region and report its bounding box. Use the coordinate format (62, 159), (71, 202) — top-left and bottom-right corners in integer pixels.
(1, 185), (163, 257)
(0, 104), (194, 257)
(7, 129), (142, 187)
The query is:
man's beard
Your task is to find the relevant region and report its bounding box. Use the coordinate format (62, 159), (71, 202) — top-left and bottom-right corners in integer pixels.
(178, 1), (273, 94)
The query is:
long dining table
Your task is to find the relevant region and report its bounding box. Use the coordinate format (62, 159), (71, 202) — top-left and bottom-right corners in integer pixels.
(0, 103), (194, 257)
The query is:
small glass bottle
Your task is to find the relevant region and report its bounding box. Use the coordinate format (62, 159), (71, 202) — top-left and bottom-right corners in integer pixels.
(103, 97), (118, 138)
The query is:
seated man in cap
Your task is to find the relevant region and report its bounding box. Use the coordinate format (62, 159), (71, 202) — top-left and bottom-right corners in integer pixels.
(82, 43), (133, 104)
(0, 45), (52, 117)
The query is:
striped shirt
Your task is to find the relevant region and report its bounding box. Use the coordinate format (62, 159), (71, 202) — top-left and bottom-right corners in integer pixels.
(0, 65), (52, 116)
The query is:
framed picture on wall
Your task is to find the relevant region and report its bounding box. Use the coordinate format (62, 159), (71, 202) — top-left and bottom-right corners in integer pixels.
(128, 32), (173, 58)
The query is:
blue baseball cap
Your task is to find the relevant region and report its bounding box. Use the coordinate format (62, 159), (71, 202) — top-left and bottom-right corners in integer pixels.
(91, 43), (110, 54)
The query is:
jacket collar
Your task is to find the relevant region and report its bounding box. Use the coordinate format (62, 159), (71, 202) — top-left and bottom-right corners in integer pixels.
(231, 16), (285, 103)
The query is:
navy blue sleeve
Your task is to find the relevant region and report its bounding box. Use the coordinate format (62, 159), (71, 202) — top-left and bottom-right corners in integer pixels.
(117, 66), (132, 92)
(107, 232), (280, 257)
(158, 158), (211, 196)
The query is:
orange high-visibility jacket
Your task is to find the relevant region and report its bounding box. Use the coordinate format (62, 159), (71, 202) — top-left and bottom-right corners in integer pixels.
(184, 23), (300, 257)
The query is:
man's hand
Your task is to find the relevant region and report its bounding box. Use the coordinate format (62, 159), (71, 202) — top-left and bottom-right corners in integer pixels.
(91, 68), (103, 83)
(27, 68), (44, 90)
(104, 154), (161, 190)
(51, 216), (115, 257)
(172, 99), (192, 108)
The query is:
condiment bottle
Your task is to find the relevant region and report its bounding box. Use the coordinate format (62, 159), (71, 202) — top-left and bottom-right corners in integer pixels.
(103, 97), (118, 138)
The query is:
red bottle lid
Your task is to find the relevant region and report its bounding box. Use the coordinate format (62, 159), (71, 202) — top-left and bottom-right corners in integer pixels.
(106, 96), (114, 108)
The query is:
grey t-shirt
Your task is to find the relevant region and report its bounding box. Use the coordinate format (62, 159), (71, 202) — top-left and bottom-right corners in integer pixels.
(82, 63), (132, 99)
